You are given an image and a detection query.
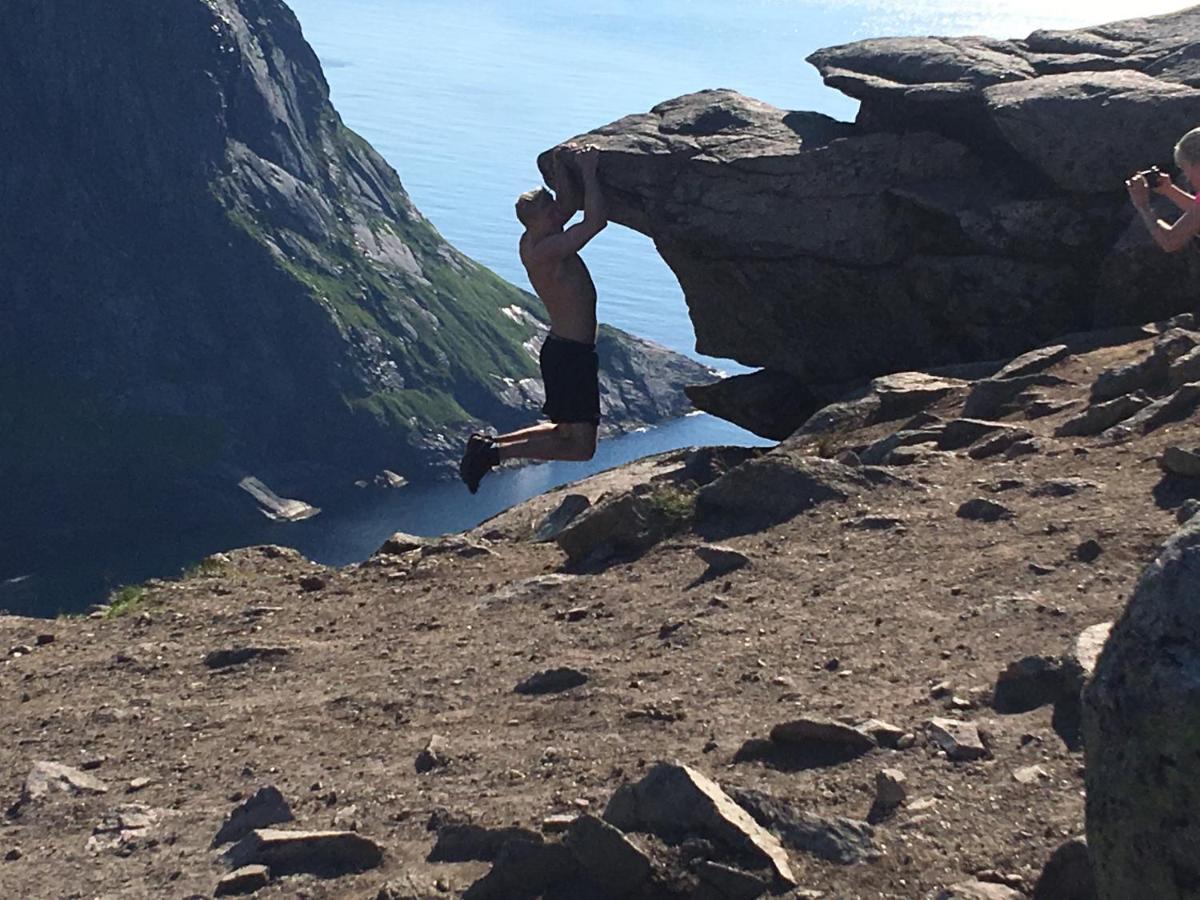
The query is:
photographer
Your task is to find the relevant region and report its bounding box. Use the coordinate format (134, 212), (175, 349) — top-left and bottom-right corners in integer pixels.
(1127, 127), (1200, 252)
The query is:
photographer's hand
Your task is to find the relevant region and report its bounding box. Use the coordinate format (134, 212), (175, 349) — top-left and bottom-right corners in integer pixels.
(1126, 173), (1152, 210)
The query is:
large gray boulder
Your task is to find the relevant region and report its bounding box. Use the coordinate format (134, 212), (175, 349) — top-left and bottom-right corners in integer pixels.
(1083, 519), (1200, 898)
(539, 8), (1200, 436)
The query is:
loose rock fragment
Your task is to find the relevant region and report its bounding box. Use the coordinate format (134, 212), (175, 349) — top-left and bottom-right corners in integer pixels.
(1054, 392), (1150, 437)
(375, 873), (442, 900)
(377, 532), (429, 555)
(541, 814), (576, 834)
(937, 418), (1010, 451)
(695, 544), (751, 576)
(225, 828), (383, 876)
(937, 881), (1025, 899)
(1177, 499), (1200, 523)
(212, 786), (294, 847)
(769, 717), (876, 753)
(562, 815), (653, 895)
(87, 803), (169, 854)
(956, 498), (1015, 522)
(415, 735), (451, 774)
(1160, 445), (1200, 478)
(993, 656), (1068, 713)
(730, 788), (880, 865)
(1013, 765), (1050, 785)
(967, 427), (1034, 460)
(927, 718), (990, 762)
(215, 865), (271, 897)
(994, 344), (1070, 379)
(874, 769), (908, 807)
(14, 761), (108, 813)
(602, 762), (796, 886)
(856, 719), (908, 749)
(533, 494), (591, 542)
(428, 823), (543, 863)
(1070, 623), (1112, 682)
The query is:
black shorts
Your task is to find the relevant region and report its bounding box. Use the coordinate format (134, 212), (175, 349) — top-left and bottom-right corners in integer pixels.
(539, 332), (601, 425)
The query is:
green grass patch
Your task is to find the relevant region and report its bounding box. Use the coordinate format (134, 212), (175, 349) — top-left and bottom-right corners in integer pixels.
(104, 584), (155, 619)
(181, 557), (229, 580)
(644, 485), (698, 530)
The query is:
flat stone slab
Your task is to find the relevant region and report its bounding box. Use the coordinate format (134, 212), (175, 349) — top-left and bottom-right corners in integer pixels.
(225, 828), (383, 876)
(936, 881), (1025, 900)
(18, 761), (107, 809)
(1055, 392), (1150, 437)
(928, 718), (990, 762)
(215, 865), (271, 896)
(769, 717), (876, 752)
(993, 344), (1070, 379)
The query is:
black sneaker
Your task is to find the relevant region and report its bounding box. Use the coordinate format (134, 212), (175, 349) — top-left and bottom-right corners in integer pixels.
(459, 433), (498, 494)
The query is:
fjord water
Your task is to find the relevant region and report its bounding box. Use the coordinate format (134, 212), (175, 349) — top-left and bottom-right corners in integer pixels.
(6, 0), (1180, 616)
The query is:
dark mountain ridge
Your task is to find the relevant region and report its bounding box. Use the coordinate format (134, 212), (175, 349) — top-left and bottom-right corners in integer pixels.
(0, 0), (710, 547)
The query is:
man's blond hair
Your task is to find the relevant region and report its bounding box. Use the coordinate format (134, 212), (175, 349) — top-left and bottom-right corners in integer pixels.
(515, 187), (553, 226)
(1175, 128), (1200, 167)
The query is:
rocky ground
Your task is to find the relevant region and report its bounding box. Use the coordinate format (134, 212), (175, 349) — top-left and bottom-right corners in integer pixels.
(5, 318), (1200, 900)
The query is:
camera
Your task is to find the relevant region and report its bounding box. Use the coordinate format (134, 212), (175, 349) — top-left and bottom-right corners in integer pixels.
(1137, 166), (1170, 188)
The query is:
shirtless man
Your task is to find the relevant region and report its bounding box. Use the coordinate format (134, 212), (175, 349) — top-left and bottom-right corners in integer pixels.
(459, 145), (608, 493)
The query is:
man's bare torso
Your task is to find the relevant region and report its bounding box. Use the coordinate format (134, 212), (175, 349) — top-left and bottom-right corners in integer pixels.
(520, 237), (598, 345)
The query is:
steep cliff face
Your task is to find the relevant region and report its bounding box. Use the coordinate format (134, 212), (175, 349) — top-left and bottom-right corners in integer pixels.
(539, 8), (1200, 436)
(0, 0), (709, 541)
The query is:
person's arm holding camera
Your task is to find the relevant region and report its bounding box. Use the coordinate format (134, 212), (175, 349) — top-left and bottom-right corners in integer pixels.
(1128, 171), (1200, 253)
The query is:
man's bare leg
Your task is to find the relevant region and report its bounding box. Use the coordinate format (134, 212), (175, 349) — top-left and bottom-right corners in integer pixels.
(497, 422), (596, 462)
(489, 422), (561, 446)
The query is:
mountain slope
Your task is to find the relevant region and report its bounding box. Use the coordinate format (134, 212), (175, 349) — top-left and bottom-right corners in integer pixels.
(0, 0), (711, 544)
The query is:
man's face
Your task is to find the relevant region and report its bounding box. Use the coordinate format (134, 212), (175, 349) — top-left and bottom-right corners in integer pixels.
(519, 195), (562, 230)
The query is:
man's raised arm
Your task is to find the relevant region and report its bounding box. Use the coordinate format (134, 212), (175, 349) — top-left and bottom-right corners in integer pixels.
(528, 146), (607, 261)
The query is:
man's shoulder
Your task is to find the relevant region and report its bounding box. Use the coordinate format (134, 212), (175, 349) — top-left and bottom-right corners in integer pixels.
(522, 232), (570, 264)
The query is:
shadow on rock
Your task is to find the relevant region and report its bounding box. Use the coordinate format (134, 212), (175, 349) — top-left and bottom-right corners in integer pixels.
(733, 738), (870, 773)
(1150, 472), (1200, 514)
